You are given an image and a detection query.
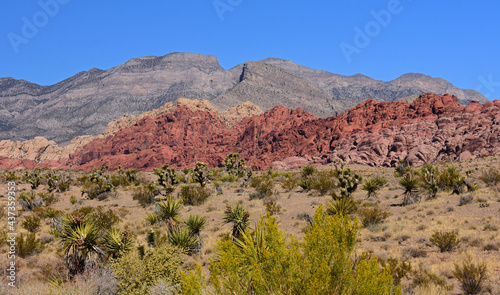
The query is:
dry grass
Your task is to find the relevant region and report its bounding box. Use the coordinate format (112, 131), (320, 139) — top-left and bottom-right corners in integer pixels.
(1, 155), (499, 294)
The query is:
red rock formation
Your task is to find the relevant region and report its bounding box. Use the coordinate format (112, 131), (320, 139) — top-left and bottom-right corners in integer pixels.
(2, 94), (499, 171)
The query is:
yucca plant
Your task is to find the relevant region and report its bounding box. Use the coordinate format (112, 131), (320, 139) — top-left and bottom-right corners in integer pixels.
(145, 213), (159, 225)
(223, 203), (251, 239)
(400, 173), (421, 205)
(326, 197), (358, 216)
(185, 214), (207, 236)
(168, 227), (200, 255)
(103, 228), (134, 259)
(362, 177), (388, 199)
(156, 198), (183, 231)
(57, 214), (105, 277)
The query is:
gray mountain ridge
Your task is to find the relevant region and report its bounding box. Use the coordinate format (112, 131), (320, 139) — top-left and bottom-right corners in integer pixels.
(0, 52), (487, 144)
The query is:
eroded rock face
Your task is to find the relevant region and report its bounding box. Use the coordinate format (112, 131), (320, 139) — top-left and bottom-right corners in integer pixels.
(1, 94), (499, 171)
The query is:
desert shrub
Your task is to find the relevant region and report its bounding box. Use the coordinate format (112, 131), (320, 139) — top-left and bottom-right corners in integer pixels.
(45, 170), (72, 193)
(402, 247), (427, 259)
(192, 162), (212, 187)
(73, 206), (121, 232)
(80, 166), (114, 200)
(2, 169), (19, 181)
(133, 182), (160, 207)
(326, 197), (358, 216)
(380, 258), (412, 286)
(70, 195), (77, 204)
(22, 215), (41, 233)
(178, 184), (211, 206)
(111, 245), (184, 295)
(203, 207), (402, 294)
(281, 173), (298, 191)
(482, 223), (498, 231)
(419, 163), (440, 199)
(459, 194), (474, 206)
(263, 196), (281, 216)
(24, 168), (42, 189)
(452, 255), (488, 295)
(479, 167), (500, 191)
(145, 213), (159, 226)
(357, 205), (390, 227)
(249, 176), (275, 200)
(219, 173), (237, 182)
(19, 192), (43, 211)
(298, 177), (314, 191)
(362, 176), (388, 199)
(410, 263), (450, 290)
(17, 232), (44, 258)
(430, 230), (460, 252)
(301, 164), (317, 178)
(311, 170), (336, 195)
(39, 192), (58, 206)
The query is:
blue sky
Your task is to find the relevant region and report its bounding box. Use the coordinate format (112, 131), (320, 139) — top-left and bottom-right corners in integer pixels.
(1, 0), (499, 100)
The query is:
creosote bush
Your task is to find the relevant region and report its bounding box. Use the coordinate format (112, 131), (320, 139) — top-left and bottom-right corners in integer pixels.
(111, 245), (184, 295)
(132, 182), (160, 207)
(249, 176), (275, 200)
(430, 230), (460, 252)
(452, 255), (488, 295)
(357, 204), (390, 227)
(185, 207), (402, 294)
(178, 184), (211, 206)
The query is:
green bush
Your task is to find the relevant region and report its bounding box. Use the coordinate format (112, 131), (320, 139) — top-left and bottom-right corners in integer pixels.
(178, 184), (211, 206)
(410, 263), (450, 290)
(281, 173), (298, 191)
(219, 173), (237, 182)
(111, 245), (184, 295)
(380, 258), (412, 286)
(168, 227), (200, 255)
(301, 164), (317, 178)
(357, 204), (390, 227)
(430, 230), (460, 252)
(263, 196), (281, 216)
(452, 255), (488, 295)
(22, 215), (41, 233)
(202, 207), (402, 294)
(311, 170), (336, 195)
(80, 166), (114, 200)
(249, 176), (275, 200)
(17, 232), (44, 258)
(132, 182), (160, 207)
(479, 167), (500, 191)
(73, 206), (121, 232)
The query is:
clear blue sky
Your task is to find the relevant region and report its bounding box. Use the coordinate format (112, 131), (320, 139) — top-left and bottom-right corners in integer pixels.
(1, 0), (499, 100)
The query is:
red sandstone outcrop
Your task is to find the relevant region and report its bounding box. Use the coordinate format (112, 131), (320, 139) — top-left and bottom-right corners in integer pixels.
(1, 94), (499, 171)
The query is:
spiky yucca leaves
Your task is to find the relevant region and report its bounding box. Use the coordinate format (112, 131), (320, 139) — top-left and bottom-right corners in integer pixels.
(185, 214), (207, 236)
(57, 214), (105, 277)
(145, 213), (159, 225)
(223, 203), (250, 239)
(400, 172), (421, 205)
(326, 197), (358, 216)
(103, 228), (134, 259)
(168, 227), (200, 255)
(156, 198), (183, 231)
(361, 177), (388, 199)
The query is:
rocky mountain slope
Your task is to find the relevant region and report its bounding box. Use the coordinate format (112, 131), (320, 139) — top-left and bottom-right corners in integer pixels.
(0, 53), (488, 144)
(1, 94), (498, 171)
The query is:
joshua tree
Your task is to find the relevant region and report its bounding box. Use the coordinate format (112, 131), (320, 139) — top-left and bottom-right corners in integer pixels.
(154, 164), (178, 195)
(223, 203), (250, 239)
(192, 162), (212, 187)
